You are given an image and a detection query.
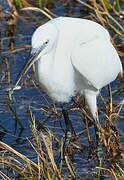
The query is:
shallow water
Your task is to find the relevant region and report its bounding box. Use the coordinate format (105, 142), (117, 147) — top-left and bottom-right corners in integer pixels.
(0, 0), (124, 179)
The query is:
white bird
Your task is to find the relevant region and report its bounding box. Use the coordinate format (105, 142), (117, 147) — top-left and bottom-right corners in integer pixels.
(15, 17), (123, 150)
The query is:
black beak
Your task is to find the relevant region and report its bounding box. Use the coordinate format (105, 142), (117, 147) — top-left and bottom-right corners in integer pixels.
(14, 46), (43, 89)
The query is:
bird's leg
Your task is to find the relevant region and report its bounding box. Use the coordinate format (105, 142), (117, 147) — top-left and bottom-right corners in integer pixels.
(84, 90), (103, 161)
(61, 103), (73, 146)
(94, 113), (103, 161)
(93, 113), (104, 178)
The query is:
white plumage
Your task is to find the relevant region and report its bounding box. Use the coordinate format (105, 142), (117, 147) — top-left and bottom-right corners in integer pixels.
(31, 17), (122, 119)
(16, 17), (123, 120)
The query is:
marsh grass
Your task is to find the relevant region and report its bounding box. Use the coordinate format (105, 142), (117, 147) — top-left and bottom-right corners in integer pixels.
(0, 0), (124, 179)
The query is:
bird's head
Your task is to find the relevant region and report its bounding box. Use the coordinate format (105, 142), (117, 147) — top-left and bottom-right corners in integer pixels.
(14, 22), (58, 88)
(32, 22), (58, 58)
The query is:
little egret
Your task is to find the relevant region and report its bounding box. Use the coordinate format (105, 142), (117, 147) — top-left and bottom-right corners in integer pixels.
(14, 17), (123, 153)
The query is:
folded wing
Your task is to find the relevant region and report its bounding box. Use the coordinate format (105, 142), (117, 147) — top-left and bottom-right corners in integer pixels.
(71, 37), (122, 90)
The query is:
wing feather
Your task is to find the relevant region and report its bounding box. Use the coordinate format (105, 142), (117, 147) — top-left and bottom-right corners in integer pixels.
(71, 37), (121, 89)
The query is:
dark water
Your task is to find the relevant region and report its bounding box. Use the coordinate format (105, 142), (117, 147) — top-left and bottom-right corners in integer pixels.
(0, 0), (124, 179)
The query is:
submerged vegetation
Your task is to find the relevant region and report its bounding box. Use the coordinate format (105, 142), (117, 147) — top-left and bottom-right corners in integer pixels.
(0, 0), (124, 179)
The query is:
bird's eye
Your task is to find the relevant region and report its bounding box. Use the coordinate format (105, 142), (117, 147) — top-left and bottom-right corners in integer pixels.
(45, 40), (49, 44)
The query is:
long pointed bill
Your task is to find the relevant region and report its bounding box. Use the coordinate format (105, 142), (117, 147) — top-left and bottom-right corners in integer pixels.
(14, 45), (44, 89)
